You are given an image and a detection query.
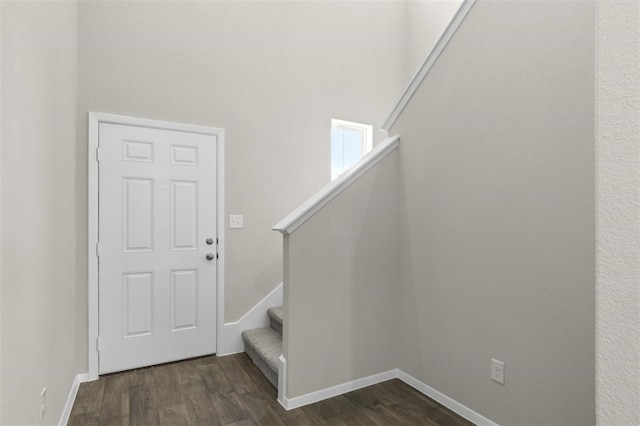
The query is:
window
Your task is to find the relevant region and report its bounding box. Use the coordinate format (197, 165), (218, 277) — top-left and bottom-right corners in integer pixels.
(330, 119), (373, 180)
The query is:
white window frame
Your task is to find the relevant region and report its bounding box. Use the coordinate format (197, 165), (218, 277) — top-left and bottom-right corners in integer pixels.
(331, 119), (373, 180)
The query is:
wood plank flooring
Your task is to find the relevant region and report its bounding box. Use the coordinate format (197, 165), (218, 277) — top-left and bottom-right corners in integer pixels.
(68, 354), (473, 426)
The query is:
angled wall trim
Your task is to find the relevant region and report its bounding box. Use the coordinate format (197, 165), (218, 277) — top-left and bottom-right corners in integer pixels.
(381, 0), (477, 132)
(273, 135), (400, 235)
(218, 282), (283, 356)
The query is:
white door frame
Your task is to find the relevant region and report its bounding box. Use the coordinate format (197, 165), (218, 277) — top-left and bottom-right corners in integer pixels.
(87, 112), (225, 380)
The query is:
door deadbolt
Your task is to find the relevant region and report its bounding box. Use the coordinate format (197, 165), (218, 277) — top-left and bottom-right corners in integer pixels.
(206, 238), (214, 245)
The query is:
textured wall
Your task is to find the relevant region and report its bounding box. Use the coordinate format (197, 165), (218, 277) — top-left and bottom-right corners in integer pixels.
(392, 1), (595, 424)
(1, 2), (79, 424)
(1, 3), (3, 419)
(595, 1), (640, 424)
(285, 152), (400, 397)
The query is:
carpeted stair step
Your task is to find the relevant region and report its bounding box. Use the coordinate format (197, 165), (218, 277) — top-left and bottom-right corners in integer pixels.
(268, 306), (283, 335)
(242, 327), (282, 388)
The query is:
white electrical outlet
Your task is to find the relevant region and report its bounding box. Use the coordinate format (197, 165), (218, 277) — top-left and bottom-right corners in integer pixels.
(40, 388), (46, 421)
(229, 214), (243, 229)
(491, 359), (505, 384)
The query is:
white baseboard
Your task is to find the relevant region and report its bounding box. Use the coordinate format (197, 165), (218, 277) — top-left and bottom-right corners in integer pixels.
(61, 357), (495, 426)
(58, 373), (89, 426)
(217, 283), (283, 356)
(280, 367), (496, 425)
(281, 369), (397, 410)
(397, 370), (497, 426)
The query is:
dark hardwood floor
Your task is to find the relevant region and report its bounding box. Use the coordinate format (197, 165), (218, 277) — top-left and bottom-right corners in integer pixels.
(68, 354), (473, 426)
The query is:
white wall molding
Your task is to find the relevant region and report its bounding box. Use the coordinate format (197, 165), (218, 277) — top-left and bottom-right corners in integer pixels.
(218, 283), (283, 356)
(282, 369), (397, 410)
(273, 135), (400, 235)
(281, 368), (496, 425)
(381, 0), (477, 132)
(87, 112), (226, 379)
(58, 373), (89, 426)
(58, 359), (496, 426)
(397, 370), (497, 426)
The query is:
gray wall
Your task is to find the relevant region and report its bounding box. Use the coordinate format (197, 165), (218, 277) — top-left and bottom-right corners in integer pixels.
(391, 1), (595, 424)
(285, 152), (400, 397)
(5, 0), (632, 423)
(405, 0), (463, 80)
(76, 0), (407, 368)
(1, 2), (80, 424)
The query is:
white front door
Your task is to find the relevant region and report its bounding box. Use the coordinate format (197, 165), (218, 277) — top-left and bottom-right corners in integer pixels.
(98, 123), (217, 374)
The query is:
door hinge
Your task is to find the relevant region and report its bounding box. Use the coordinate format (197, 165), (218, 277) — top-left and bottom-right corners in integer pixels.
(96, 337), (101, 352)
(96, 147), (103, 162)
(96, 242), (102, 257)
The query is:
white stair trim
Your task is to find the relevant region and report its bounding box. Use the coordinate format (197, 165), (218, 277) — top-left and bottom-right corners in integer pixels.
(381, 0), (477, 132)
(59, 373), (89, 426)
(218, 283), (283, 356)
(278, 354), (287, 408)
(273, 135), (400, 235)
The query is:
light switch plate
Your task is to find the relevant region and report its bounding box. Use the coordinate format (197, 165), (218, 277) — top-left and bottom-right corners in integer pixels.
(491, 359), (505, 384)
(229, 215), (243, 229)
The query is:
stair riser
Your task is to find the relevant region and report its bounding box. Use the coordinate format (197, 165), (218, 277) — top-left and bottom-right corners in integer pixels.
(270, 317), (282, 336)
(243, 306), (283, 390)
(245, 344), (278, 388)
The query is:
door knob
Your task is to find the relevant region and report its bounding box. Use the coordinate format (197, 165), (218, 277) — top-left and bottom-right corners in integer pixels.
(206, 253), (215, 261)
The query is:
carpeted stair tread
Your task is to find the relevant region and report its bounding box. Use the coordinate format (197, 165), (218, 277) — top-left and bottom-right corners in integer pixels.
(242, 327), (282, 387)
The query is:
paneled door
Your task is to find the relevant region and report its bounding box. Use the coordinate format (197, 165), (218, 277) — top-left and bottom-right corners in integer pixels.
(98, 123), (217, 374)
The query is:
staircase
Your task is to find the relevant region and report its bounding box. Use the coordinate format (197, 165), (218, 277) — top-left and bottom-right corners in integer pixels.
(242, 306), (283, 388)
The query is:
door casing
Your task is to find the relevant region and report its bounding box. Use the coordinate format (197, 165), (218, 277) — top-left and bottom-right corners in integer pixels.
(87, 112), (225, 380)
